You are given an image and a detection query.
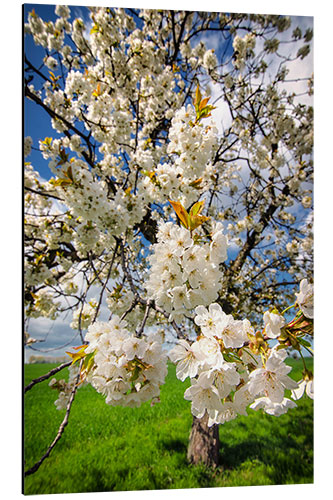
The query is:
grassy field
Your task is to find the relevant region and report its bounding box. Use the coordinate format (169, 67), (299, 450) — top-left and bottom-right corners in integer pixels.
(23, 358), (313, 495)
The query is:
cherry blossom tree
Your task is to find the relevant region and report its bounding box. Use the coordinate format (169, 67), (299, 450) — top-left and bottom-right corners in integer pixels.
(24, 4), (313, 473)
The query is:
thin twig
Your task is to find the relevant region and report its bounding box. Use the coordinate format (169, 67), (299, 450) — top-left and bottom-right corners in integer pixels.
(24, 360), (83, 477)
(24, 361), (72, 393)
(136, 301), (152, 337)
(170, 320), (186, 339)
(117, 237), (139, 299)
(93, 240), (119, 322)
(120, 298), (138, 321)
(24, 186), (63, 201)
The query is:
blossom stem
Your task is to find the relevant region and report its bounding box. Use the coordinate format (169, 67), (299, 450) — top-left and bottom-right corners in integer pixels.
(299, 350), (307, 370)
(281, 303), (296, 315)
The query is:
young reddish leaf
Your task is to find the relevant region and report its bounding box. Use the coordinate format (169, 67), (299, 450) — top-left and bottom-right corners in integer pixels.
(169, 200), (190, 229)
(73, 344), (87, 351)
(92, 83), (102, 98)
(198, 97), (210, 111)
(194, 84), (202, 111)
(189, 178), (203, 189)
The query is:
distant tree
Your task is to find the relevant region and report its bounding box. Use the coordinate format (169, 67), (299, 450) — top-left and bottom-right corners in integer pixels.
(24, 5), (313, 473)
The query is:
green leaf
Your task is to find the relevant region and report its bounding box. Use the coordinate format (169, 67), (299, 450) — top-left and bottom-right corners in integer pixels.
(41, 137), (53, 147)
(298, 337), (312, 348)
(66, 344), (88, 365)
(189, 200), (205, 217)
(90, 24), (100, 34)
(83, 351), (96, 374)
(49, 177), (73, 188)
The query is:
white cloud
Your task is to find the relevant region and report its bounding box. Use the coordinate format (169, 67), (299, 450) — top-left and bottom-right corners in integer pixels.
(25, 313), (81, 362)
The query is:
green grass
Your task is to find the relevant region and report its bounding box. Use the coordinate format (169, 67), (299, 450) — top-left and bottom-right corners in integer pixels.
(23, 358), (313, 494)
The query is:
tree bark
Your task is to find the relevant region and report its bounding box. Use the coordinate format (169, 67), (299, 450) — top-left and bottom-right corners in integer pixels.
(187, 412), (220, 468)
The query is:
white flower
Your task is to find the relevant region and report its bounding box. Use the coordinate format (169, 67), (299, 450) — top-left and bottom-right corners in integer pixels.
(130, 382), (161, 406)
(194, 303), (228, 338)
(291, 378), (314, 400)
(197, 273), (221, 304)
(209, 231), (228, 264)
(84, 317), (167, 408)
(122, 336), (147, 360)
(185, 267), (202, 289)
(71, 300), (98, 331)
(191, 337), (225, 370)
(24, 136), (33, 157)
(295, 279), (314, 318)
(203, 49), (217, 70)
(233, 384), (255, 416)
(169, 284), (191, 310)
(54, 391), (70, 411)
(208, 402), (238, 426)
(182, 245), (208, 273)
(248, 348), (298, 403)
(184, 371), (223, 418)
(263, 311), (285, 339)
(55, 4), (70, 18)
(104, 378), (132, 403)
(156, 221), (174, 242)
(250, 397), (297, 416)
(220, 317), (249, 349)
(168, 225), (193, 256)
(207, 364), (240, 399)
(169, 339), (202, 381)
(44, 55), (58, 69)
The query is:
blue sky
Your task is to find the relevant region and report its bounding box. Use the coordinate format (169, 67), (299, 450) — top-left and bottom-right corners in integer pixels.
(24, 4), (92, 180)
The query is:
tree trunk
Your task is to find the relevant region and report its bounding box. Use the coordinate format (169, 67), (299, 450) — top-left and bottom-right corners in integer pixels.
(187, 412), (220, 468)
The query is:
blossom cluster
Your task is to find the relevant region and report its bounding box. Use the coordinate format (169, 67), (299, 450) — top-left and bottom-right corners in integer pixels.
(145, 221), (228, 322)
(232, 33), (256, 70)
(83, 316), (168, 407)
(169, 288), (313, 426)
(140, 105), (219, 208)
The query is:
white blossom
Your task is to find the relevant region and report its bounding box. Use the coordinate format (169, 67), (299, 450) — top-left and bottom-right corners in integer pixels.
(295, 279), (314, 318)
(291, 378), (314, 400)
(250, 397), (297, 416)
(168, 339), (202, 381)
(263, 311), (285, 339)
(184, 371), (223, 419)
(248, 349), (298, 403)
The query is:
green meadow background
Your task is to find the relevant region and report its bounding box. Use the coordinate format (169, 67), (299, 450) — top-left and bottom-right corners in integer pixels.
(23, 358), (313, 495)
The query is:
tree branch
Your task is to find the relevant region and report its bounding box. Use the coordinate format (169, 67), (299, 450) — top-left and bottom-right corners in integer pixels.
(24, 361), (72, 394)
(24, 360), (83, 477)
